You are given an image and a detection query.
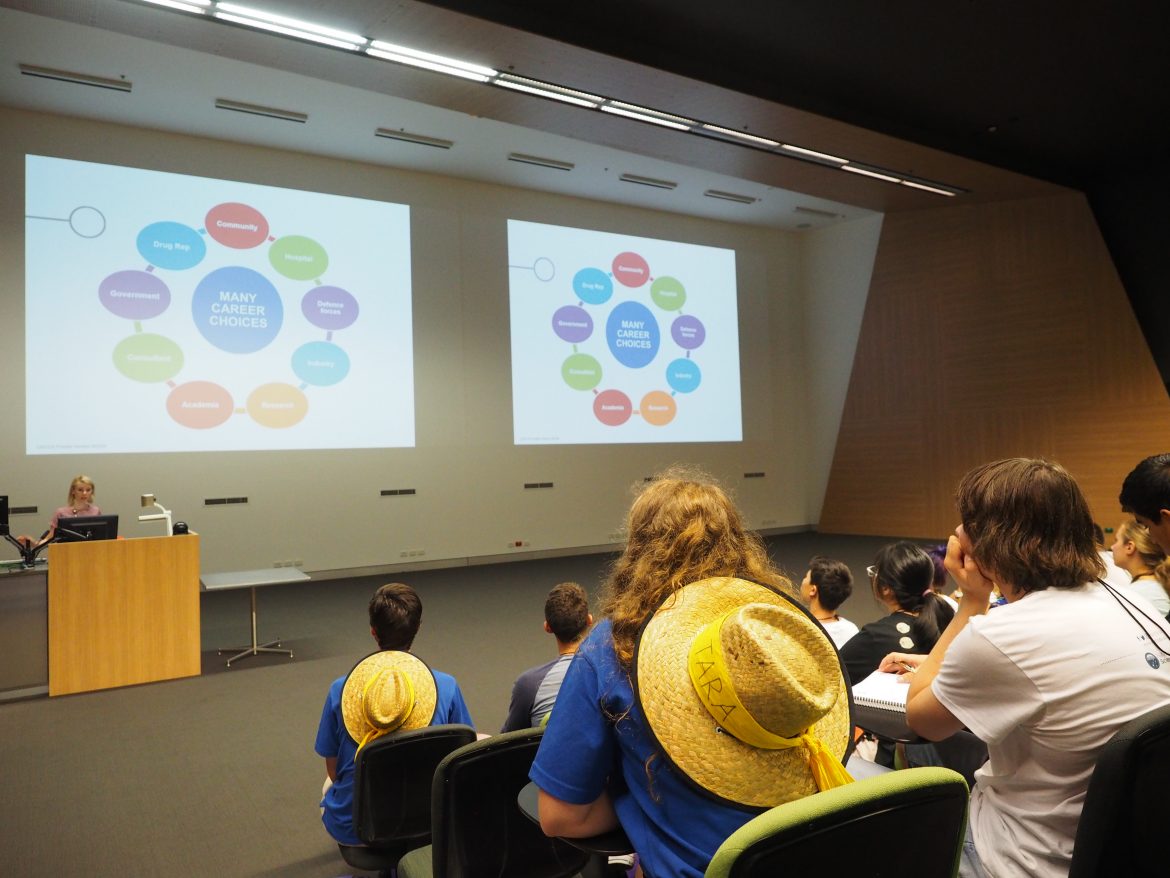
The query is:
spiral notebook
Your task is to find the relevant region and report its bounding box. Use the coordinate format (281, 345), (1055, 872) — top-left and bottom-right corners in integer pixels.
(852, 669), (911, 713)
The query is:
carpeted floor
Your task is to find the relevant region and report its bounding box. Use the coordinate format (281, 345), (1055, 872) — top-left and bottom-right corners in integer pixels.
(0, 531), (915, 877)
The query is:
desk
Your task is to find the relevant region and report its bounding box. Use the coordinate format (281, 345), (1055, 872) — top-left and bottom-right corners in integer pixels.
(0, 562), (48, 701)
(48, 535), (200, 695)
(517, 781), (634, 857)
(200, 567), (309, 667)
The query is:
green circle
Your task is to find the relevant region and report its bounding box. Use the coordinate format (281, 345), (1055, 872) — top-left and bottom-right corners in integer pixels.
(269, 235), (329, 281)
(113, 333), (184, 383)
(650, 276), (686, 311)
(561, 353), (603, 390)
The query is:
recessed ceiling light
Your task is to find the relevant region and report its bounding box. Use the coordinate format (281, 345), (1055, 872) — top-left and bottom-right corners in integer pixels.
(215, 98), (307, 123)
(507, 153), (575, 171)
(704, 189), (758, 204)
(619, 173), (678, 190)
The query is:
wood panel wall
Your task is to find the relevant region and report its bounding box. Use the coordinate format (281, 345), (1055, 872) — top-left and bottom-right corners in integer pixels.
(819, 192), (1170, 538)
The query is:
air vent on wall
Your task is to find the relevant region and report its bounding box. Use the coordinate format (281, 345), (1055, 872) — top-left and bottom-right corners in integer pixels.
(507, 152), (574, 171)
(619, 173), (677, 190)
(214, 98), (307, 123)
(793, 205), (842, 220)
(19, 63), (131, 93)
(704, 189), (758, 205)
(375, 128), (454, 149)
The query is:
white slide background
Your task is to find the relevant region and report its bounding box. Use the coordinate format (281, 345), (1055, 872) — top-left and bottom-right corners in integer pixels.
(25, 155), (414, 454)
(508, 219), (743, 445)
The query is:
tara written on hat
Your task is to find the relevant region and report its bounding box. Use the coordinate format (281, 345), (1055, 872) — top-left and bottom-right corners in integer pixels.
(341, 650), (438, 752)
(634, 577), (853, 809)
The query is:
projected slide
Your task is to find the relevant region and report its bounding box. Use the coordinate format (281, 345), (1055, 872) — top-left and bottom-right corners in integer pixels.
(508, 220), (742, 444)
(25, 155), (413, 454)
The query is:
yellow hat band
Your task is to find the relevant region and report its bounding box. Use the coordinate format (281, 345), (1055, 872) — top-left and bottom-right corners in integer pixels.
(687, 609), (853, 791)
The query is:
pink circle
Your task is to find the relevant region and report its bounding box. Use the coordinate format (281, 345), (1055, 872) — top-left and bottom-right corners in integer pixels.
(611, 251), (650, 288)
(593, 389), (633, 426)
(205, 203), (269, 249)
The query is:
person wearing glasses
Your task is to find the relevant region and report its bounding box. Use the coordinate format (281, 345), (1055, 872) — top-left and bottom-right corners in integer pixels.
(838, 541), (955, 687)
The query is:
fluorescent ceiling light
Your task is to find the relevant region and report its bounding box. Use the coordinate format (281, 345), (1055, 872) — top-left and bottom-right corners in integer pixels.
(375, 127), (454, 149)
(842, 164), (902, 183)
(601, 105), (691, 131)
(214, 11), (363, 50)
(141, 0), (211, 11)
(494, 74), (602, 108)
(18, 63), (132, 92)
(368, 41), (496, 81)
(701, 124), (779, 147)
(778, 143), (847, 164)
(619, 173), (677, 190)
(215, 98), (307, 123)
(703, 189), (758, 204)
(217, 3), (364, 44)
(508, 152), (575, 171)
(901, 179), (958, 196)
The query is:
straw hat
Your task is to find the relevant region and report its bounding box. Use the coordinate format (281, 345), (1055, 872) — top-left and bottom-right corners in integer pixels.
(341, 650), (438, 749)
(634, 577), (852, 809)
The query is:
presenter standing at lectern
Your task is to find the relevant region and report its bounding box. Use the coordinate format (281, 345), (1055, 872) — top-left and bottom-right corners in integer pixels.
(18, 474), (101, 549)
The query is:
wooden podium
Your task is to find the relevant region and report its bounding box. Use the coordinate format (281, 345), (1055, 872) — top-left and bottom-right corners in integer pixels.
(48, 535), (201, 696)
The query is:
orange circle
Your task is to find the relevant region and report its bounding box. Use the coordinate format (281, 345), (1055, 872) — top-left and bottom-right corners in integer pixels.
(640, 390), (677, 426)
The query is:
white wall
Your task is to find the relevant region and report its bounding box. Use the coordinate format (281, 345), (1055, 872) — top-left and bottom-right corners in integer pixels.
(1, 106), (878, 575)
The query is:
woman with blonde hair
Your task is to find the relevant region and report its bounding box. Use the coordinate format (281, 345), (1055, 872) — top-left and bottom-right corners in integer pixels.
(18, 474), (100, 550)
(1110, 520), (1170, 615)
(531, 468), (852, 878)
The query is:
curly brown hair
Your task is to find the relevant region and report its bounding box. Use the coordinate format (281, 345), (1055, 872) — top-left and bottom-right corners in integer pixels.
(602, 467), (793, 668)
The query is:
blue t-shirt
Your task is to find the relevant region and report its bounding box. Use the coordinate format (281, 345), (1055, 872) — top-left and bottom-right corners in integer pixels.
(314, 665), (473, 845)
(529, 620), (756, 878)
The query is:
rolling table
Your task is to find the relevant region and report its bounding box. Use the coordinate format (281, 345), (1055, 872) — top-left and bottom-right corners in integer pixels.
(200, 567), (309, 667)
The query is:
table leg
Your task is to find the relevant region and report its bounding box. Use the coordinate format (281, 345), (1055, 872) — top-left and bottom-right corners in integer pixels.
(216, 585), (295, 667)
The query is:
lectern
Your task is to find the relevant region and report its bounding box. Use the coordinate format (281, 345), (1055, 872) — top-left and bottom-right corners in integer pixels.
(48, 534), (201, 696)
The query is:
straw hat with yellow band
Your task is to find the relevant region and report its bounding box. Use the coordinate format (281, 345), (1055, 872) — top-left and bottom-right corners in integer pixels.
(341, 650), (438, 752)
(634, 577), (853, 809)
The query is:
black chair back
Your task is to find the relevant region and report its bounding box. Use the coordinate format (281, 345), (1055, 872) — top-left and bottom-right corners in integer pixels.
(430, 728), (589, 878)
(1070, 702), (1170, 878)
(343, 723), (477, 869)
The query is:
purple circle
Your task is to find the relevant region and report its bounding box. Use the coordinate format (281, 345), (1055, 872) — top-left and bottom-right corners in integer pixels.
(302, 286), (359, 331)
(99, 270), (171, 320)
(552, 305), (594, 343)
(671, 314), (706, 349)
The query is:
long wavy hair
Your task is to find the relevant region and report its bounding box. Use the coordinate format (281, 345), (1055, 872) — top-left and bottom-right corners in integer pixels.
(602, 467), (793, 669)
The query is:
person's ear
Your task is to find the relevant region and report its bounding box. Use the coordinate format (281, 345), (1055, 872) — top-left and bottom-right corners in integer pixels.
(586, 613), (594, 625)
(1159, 509), (1170, 526)
(543, 620), (552, 634)
(370, 626), (380, 646)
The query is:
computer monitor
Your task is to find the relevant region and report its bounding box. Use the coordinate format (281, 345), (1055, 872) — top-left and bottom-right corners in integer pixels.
(0, 495), (8, 537)
(55, 514), (119, 542)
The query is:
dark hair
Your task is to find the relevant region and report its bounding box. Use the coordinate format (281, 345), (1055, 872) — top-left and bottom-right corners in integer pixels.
(369, 582), (422, 650)
(926, 544), (948, 588)
(872, 541), (954, 645)
(545, 581), (591, 643)
(1120, 454), (1170, 522)
(807, 556), (853, 612)
(958, 458), (1104, 594)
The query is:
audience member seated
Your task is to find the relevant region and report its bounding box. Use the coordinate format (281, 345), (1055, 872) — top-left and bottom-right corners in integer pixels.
(926, 544), (960, 609)
(500, 581), (593, 732)
(1094, 522), (1131, 588)
(838, 541), (954, 687)
(892, 457), (1170, 878)
(800, 555), (859, 648)
(314, 582), (473, 847)
(529, 468), (852, 878)
(1120, 453), (1170, 556)
(1110, 520), (1170, 616)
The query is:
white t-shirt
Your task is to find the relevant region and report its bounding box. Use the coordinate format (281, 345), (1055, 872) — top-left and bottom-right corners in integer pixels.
(932, 583), (1170, 878)
(1115, 577), (1170, 616)
(822, 616), (859, 649)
